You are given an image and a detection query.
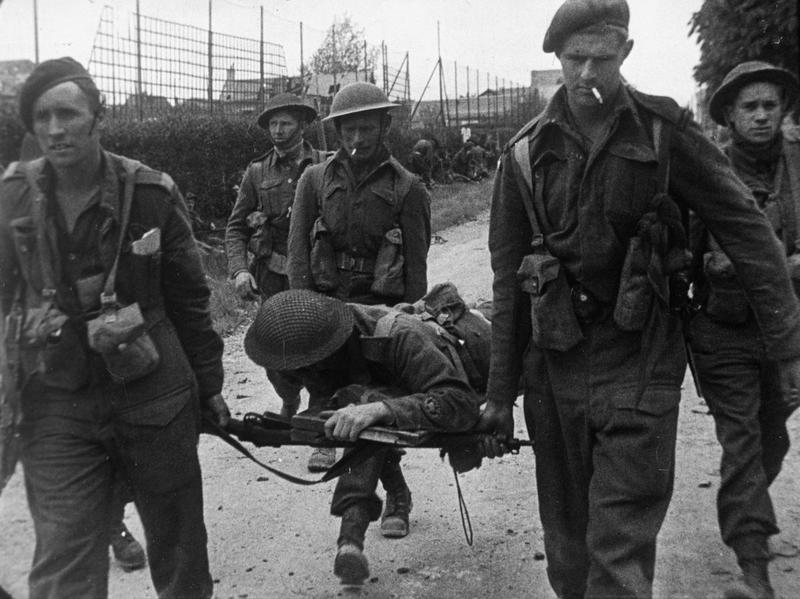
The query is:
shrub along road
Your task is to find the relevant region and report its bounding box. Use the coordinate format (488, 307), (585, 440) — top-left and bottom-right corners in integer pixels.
(2, 191), (799, 599)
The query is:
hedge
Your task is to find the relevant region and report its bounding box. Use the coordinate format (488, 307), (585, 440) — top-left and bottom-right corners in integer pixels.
(0, 111), (526, 221)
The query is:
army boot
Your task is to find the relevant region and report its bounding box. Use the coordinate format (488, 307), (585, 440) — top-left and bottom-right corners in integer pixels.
(379, 454), (412, 538)
(723, 559), (774, 599)
(308, 447), (337, 472)
(334, 504), (370, 585)
(110, 523), (146, 572)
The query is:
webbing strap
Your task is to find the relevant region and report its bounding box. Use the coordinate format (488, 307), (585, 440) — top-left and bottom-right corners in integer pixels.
(102, 160), (141, 299)
(203, 415), (375, 486)
(512, 140), (545, 248)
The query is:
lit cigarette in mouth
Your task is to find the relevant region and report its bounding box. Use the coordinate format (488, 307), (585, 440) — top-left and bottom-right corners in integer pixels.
(350, 148), (358, 156)
(591, 87), (603, 104)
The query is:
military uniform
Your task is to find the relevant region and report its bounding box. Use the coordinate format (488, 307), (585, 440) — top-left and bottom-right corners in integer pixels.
(0, 152), (223, 599)
(689, 62), (800, 578)
(488, 83), (800, 598)
(287, 146), (431, 305)
(226, 140), (328, 297)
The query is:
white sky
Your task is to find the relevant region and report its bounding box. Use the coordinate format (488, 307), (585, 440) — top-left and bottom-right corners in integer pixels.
(0, 0), (703, 107)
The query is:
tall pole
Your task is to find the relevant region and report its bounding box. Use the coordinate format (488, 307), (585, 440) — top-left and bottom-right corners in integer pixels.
(454, 61), (459, 128)
(466, 66), (470, 128)
(33, 0), (40, 64)
(259, 6), (265, 101)
(363, 40), (368, 81)
(136, 0), (143, 120)
(207, 0), (213, 114)
(437, 21), (445, 127)
(476, 69), (480, 122)
(299, 22), (305, 99)
(405, 51), (410, 102)
(502, 78), (506, 127)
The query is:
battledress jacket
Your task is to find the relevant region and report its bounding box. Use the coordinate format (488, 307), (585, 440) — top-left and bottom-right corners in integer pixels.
(225, 140), (327, 286)
(487, 85), (800, 403)
(287, 146), (431, 304)
(300, 303), (481, 431)
(0, 151), (224, 420)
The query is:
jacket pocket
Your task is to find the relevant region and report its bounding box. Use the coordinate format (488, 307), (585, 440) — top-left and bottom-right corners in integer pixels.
(517, 253), (583, 352)
(33, 319), (90, 391)
(703, 250), (749, 323)
(309, 216), (338, 291)
(370, 227), (404, 298)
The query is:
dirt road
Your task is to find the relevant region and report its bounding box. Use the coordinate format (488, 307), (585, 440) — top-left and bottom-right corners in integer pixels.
(2, 206), (799, 599)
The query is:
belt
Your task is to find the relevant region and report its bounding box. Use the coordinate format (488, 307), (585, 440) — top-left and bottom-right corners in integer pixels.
(335, 252), (375, 274)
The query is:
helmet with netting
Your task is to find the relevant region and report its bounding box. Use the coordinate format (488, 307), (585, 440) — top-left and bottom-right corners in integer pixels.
(244, 290), (354, 370)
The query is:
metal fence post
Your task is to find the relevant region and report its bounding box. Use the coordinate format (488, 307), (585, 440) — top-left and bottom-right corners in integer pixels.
(136, 0), (143, 121)
(207, 0), (213, 114)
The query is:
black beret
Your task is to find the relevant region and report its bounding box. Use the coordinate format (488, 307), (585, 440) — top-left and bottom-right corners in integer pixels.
(708, 61), (799, 126)
(543, 0), (630, 54)
(19, 57), (94, 131)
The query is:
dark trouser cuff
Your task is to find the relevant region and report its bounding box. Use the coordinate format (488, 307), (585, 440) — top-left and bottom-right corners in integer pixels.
(337, 503), (371, 550)
(731, 533), (770, 563)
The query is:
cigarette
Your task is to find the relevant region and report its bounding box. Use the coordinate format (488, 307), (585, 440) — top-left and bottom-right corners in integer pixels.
(591, 87), (603, 104)
(350, 148), (357, 156)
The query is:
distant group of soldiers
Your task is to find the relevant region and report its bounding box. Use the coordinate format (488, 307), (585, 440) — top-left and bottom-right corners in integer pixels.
(1, 0), (799, 598)
(407, 136), (498, 188)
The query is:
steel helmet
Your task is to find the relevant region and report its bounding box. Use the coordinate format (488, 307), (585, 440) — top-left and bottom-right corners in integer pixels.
(708, 61), (799, 126)
(244, 290), (355, 371)
(257, 92), (318, 129)
(323, 82), (398, 122)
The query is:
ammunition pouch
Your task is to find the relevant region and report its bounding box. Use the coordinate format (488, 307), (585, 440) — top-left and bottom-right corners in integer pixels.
(87, 300), (160, 384)
(614, 237), (653, 331)
(702, 250), (749, 324)
(517, 253), (583, 352)
(246, 211), (273, 259)
(21, 296), (90, 391)
(370, 227), (405, 299)
(309, 216), (338, 291)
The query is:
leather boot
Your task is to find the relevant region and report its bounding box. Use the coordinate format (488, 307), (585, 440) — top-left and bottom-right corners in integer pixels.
(723, 559), (774, 599)
(335, 505), (370, 585)
(379, 456), (412, 538)
(110, 523), (146, 572)
(308, 447), (337, 472)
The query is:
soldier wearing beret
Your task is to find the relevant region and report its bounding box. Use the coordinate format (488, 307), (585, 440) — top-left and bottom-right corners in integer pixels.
(0, 57), (230, 599)
(224, 93), (332, 471)
(689, 61), (800, 599)
(478, 1), (800, 598)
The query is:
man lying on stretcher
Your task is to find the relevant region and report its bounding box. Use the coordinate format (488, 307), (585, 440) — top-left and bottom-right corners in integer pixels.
(243, 287), (489, 586)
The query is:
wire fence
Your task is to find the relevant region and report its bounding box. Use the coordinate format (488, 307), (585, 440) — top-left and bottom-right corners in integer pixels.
(86, 0), (538, 133)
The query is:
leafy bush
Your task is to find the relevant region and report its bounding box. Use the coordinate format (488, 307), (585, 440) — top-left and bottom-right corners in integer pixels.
(0, 115), (26, 167)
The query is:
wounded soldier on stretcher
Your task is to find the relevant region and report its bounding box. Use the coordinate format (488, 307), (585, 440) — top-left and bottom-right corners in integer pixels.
(243, 285), (492, 586)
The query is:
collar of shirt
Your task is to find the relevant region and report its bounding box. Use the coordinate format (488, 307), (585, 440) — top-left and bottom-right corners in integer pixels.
(268, 140), (315, 169)
(530, 85), (651, 156)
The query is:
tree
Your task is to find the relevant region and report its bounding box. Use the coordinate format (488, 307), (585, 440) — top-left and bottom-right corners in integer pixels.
(309, 15), (378, 86)
(689, 0), (798, 93)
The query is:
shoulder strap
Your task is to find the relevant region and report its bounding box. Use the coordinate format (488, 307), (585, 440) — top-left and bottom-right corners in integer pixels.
(21, 164), (59, 295)
(101, 160), (141, 303)
(512, 140), (545, 249)
(652, 116), (672, 195)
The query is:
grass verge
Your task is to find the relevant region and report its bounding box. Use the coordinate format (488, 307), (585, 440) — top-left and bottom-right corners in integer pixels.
(207, 175), (494, 336)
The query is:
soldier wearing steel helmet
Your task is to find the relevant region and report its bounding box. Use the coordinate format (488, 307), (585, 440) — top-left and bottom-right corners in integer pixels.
(286, 82), (431, 569)
(689, 61), (800, 599)
(477, 0), (800, 597)
(243, 289), (480, 586)
(225, 93), (329, 457)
